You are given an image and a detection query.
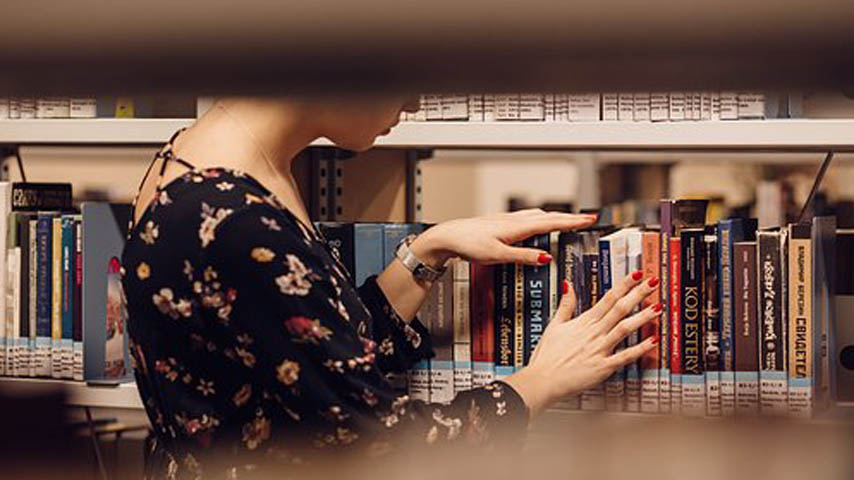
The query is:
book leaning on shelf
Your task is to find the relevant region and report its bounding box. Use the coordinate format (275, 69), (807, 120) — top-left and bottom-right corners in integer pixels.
(1, 182), (134, 383)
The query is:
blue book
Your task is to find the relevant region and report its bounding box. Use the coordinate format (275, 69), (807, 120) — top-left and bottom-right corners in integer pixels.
(316, 222), (384, 287)
(382, 223), (409, 268)
(599, 229), (631, 412)
(60, 215), (74, 379)
(717, 217), (757, 416)
(35, 213), (55, 377)
(522, 234), (550, 364)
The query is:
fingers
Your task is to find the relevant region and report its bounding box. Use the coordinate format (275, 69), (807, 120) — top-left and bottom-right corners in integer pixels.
(553, 280), (577, 323)
(508, 213), (597, 242)
(586, 270), (645, 320)
(598, 276), (661, 331)
(500, 245), (553, 266)
(602, 302), (664, 350)
(607, 336), (657, 369)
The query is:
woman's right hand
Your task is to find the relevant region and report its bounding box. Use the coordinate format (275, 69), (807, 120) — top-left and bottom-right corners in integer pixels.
(503, 271), (663, 419)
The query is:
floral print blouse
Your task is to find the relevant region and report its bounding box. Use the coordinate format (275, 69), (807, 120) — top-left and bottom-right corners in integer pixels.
(121, 148), (528, 479)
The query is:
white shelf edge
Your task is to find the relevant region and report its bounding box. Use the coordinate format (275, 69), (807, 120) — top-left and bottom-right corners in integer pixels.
(0, 377), (143, 410)
(1, 118), (853, 150)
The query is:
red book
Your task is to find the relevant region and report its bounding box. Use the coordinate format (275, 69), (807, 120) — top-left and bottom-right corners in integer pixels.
(669, 237), (682, 413)
(640, 230), (662, 413)
(470, 263), (495, 388)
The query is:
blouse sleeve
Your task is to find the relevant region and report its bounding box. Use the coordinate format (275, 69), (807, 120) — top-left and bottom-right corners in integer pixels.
(357, 275), (433, 375)
(203, 203), (528, 454)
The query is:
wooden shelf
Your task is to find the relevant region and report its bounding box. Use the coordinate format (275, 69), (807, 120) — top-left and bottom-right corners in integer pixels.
(0, 377), (143, 410)
(2, 119), (854, 151)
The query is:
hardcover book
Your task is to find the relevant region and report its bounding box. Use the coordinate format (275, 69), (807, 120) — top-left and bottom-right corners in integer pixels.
(640, 229), (661, 413)
(720, 92), (739, 120)
(680, 228), (706, 416)
(523, 234), (551, 364)
(467, 94), (484, 122)
(669, 236), (682, 414)
(494, 263), (515, 380)
(602, 93), (619, 121)
(650, 93), (669, 122)
(429, 270), (454, 403)
(580, 229), (605, 410)
(659, 199), (673, 412)
(787, 223), (813, 417)
(470, 263), (495, 388)
(618, 93), (634, 121)
(734, 240), (760, 414)
(633, 92), (651, 121)
(452, 261), (472, 394)
(757, 229), (788, 415)
(12, 183), (73, 212)
(441, 94), (469, 120)
(519, 94), (545, 121)
(568, 94), (601, 122)
(812, 217), (835, 411)
(625, 230), (644, 412)
(704, 231), (721, 416)
(600, 228), (632, 411)
(668, 92), (686, 121)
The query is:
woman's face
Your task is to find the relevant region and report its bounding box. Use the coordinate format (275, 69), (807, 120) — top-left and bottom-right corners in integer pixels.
(317, 96), (420, 152)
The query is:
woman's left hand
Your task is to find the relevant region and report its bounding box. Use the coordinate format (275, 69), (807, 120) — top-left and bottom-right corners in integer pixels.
(410, 209), (597, 268)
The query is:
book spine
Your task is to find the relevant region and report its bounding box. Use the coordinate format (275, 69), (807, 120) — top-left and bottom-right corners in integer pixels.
(0, 184), (8, 376)
(718, 220), (738, 416)
(555, 94), (569, 122)
(691, 91), (702, 120)
(482, 94), (496, 122)
(467, 94), (484, 122)
(544, 94), (556, 122)
(519, 94), (544, 121)
(659, 201), (673, 412)
(470, 264), (495, 388)
(441, 94), (469, 120)
(634, 92), (651, 121)
(353, 224), (384, 287)
(704, 233), (722, 416)
(72, 217), (84, 381)
(51, 217), (62, 378)
(523, 235), (550, 363)
(700, 92), (712, 121)
(495, 94), (520, 121)
(567, 94), (601, 121)
(640, 231), (661, 413)
(650, 93), (669, 122)
(8, 248), (21, 377)
(69, 98), (97, 118)
(27, 220), (37, 377)
(424, 94), (442, 121)
(668, 92), (686, 121)
(618, 93), (634, 121)
(600, 236), (626, 411)
(61, 216), (74, 379)
(788, 224), (813, 417)
(720, 92), (739, 120)
(494, 263), (515, 380)
(19, 98), (35, 119)
(711, 92), (721, 120)
(680, 229), (706, 416)
(734, 242), (760, 415)
(669, 236), (682, 414)
(758, 231), (788, 415)
(35, 216), (53, 377)
(738, 92), (766, 119)
(602, 93), (619, 121)
(625, 232), (644, 412)
(580, 250), (604, 409)
(452, 261), (472, 394)
(429, 270), (454, 404)
(0, 98), (8, 118)
(513, 261), (525, 371)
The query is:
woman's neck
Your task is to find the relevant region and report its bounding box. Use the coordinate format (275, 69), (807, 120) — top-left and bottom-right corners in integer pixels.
(172, 98), (320, 226)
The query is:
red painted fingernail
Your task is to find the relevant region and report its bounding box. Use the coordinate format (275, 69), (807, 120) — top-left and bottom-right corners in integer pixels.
(631, 271), (643, 281)
(647, 277), (660, 288)
(537, 253), (552, 264)
(650, 336), (659, 345)
(562, 280), (569, 295)
(653, 302), (664, 313)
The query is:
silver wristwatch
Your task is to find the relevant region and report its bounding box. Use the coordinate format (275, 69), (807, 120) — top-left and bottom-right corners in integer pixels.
(395, 234), (446, 283)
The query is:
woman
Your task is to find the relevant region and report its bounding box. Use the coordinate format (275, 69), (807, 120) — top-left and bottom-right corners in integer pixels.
(122, 96), (662, 479)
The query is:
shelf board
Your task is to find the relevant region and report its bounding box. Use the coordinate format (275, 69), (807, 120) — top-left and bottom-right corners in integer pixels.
(0, 377), (143, 410)
(2, 118), (854, 151)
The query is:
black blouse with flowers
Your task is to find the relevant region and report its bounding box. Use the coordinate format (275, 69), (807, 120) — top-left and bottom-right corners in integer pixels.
(121, 153), (528, 479)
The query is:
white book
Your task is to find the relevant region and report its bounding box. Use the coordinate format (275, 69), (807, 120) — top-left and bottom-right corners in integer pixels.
(36, 98), (70, 118)
(519, 93), (544, 121)
(738, 92), (765, 119)
(483, 94), (496, 122)
(633, 92), (651, 121)
(668, 92), (686, 121)
(555, 94), (569, 121)
(0, 183), (9, 375)
(684, 92), (693, 121)
(424, 94), (442, 121)
(8, 98), (21, 119)
(602, 229), (633, 411)
(691, 91), (702, 120)
(429, 271), (455, 404)
(602, 93), (618, 121)
(700, 92), (712, 120)
(0, 98), (8, 119)
(413, 95), (427, 121)
(28, 220), (37, 377)
(544, 94), (556, 122)
(441, 94), (468, 120)
(568, 94), (601, 121)
(494, 94), (520, 121)
(711, 92), (722, 120)
(19, 98), (36, 119)
(69, 98), (97, 118)
(618, 93), (634, 121)
(625, 231), (643, 412)
(452, 261), (472, 394)
(649, 93), (669, 121)
(467, 94), (484, 122)
(719, 92), (739, 120)
(6, 248), (20, 377)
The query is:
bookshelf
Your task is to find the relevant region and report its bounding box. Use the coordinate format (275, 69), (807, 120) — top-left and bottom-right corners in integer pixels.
(0, 378), (143, 409)
(3, 119), (854, 151)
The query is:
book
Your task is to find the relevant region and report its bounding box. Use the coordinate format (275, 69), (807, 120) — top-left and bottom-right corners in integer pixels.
(0, 98), (8, 118)
(519, 94), (545, 121)
(668, 92), (686, 121)
(618, 93), (634, 121)
(470, 263), (495, 388)
(60, 216), (75, 379)
(625, 230), (644, 412)
(580, 229), (605, 410)
(659, 200), (673, 413)
(51, 217), (62, 378)
(757, 229), (789, 416)
(555, 94), (569, 122)
(703, 231), (721, 416)
(316, 223), (384, 287)
(544, 94), (555, 122)
(483, 94), (496, 122)
(72, 216), (84, 381)
(424, 94), (442, 121)
(650, 93), (669, 122)
(737, 92), (766, 119)
(513, 260), (524, 372)
(494, 263), (515, 380)
(467, 94), (484, 122)
(35, 214), (56, 377)
(28, 219), (37, 377)
(700, 92), (712, 121)
(568, 94), (601, 122)
(691, 91), (702, 120)
(718, 218), (757, 416)
(602, 93), (619, 121)
(441, 94), (469, 120)
(35, 98), (70, 118)
(711, 92), (721, 120)
(8, 98), (20, 118)
(787, 223), (813, 417)
(452, 260), (472, 394)
(18, 98), (36, 119)
(600, 228), (631, 411)
(523, 234), (551, 363)
(680, 227), (706, 416)
(0, 183), (9, 375)
(734, 240), (760, 415)
(12, 183), (72, 212)
(634, 92), (651, 121)
(812, 218), (835, 411)
(430, 269), (454, 403)
(69, 98), (97, 118)
(720, 92), (739, 120)
(640, 229), (661, 413)
(495, 94), (521, 121)
(669, 236), (682, 414)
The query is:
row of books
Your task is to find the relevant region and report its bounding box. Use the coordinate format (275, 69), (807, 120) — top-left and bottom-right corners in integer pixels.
(0, 182), (131, 382)
(344, 206), (840, 418)
(402, 92), (797, 122)
(0, 98), (97, 119)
